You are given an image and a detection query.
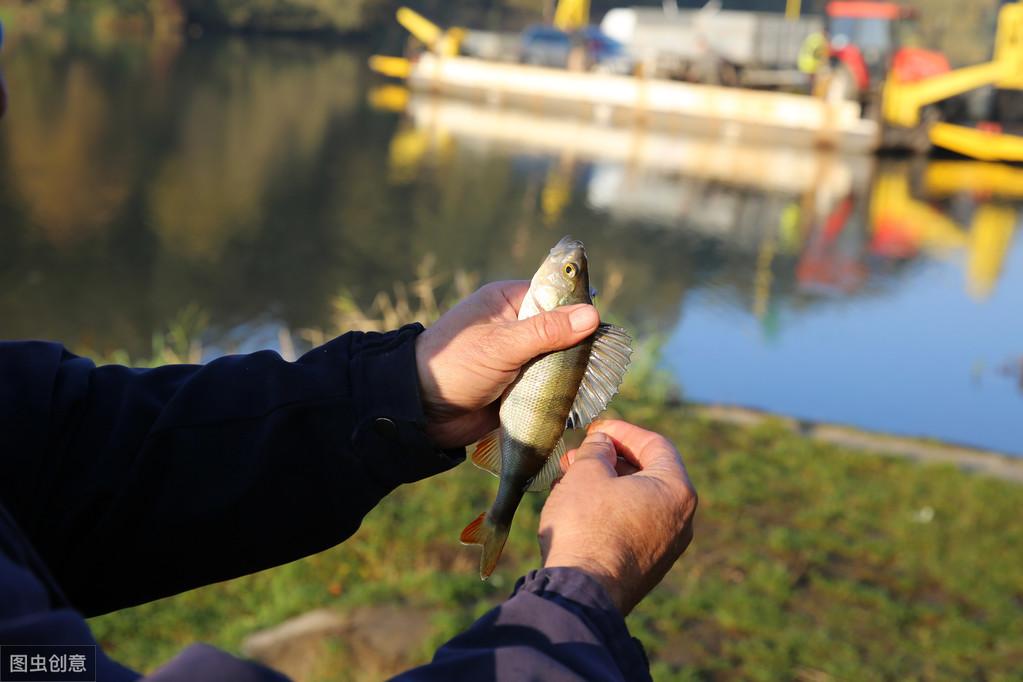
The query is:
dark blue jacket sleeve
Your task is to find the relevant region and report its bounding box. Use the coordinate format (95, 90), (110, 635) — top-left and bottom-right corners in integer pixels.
(394, 568), (652, 682)
(1, 492), (294, 681)
(0, 327), (464, 617)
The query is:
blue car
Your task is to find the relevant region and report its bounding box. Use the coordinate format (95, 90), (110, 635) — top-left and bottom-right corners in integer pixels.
(520, 25), (633, 73)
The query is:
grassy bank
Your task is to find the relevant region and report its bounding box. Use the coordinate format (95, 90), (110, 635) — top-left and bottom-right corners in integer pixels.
(84, 277), (1023, 680)
(89, 403), (1023, 680)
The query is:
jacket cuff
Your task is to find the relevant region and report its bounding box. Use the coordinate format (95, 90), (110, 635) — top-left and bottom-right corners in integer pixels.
(348, 323), (465, 489)
(514, 567), (652, 682)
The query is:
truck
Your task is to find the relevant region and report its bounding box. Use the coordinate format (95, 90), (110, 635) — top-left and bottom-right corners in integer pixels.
(600, 6), (825, 87)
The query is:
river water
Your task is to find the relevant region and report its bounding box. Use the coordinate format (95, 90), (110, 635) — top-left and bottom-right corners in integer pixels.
(1, 36), (1020, 455)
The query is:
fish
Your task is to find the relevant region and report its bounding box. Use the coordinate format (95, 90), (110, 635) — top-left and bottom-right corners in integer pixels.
(460, 236), (633, 579)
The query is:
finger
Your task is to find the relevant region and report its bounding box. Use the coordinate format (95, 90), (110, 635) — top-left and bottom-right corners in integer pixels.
(481, 280), (530, 321)
(588, 420), (686, 475)
(558, 447), (574, 475)
(562, 431), (617, 482)
(441, 281), (529, 329)
(495, 304), (600, 367)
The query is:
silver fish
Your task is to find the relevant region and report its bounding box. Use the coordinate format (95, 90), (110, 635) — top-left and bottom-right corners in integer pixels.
(460, 236), (632, 579)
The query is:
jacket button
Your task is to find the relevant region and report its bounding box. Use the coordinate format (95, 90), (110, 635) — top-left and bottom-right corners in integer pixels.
(373, 417), (398, 440)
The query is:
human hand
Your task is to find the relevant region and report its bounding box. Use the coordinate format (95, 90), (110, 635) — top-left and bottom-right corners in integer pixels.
(415, 281), (599, 449)
(539, 420), (698, 616)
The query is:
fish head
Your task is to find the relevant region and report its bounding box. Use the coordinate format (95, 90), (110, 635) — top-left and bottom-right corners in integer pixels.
(528, 236), (591, 312)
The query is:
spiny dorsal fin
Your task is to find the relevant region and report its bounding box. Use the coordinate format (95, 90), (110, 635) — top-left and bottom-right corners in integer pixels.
(567, 323), (632, 430)
(526, 438), (566, 492)
(470, 429), (502, 478)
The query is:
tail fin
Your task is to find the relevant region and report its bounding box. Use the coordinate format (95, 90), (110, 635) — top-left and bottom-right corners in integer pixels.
(460, 512), (510, 580)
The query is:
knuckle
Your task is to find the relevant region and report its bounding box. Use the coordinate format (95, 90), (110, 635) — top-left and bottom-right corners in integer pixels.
(533, 313), (564, 347)
(685, 485), (699, 513)
(584, 443), (615, 464)
(677, 490), (698, 525)
(652, 433), (679, 456)
(669, 478), (697, 509)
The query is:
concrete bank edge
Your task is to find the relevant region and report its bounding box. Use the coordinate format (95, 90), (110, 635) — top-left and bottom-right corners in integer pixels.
(688, 404), (1023, 484)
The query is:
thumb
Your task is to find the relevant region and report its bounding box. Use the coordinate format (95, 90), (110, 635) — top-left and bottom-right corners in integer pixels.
(564, 432), (617, 482)
(500, 304), (599, 366)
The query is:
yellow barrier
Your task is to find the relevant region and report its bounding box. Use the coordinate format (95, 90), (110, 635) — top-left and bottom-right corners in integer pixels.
(929, 122), (1023, 163)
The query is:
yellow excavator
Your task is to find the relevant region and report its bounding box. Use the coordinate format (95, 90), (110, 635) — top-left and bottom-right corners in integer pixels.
(881, 1), (1023, 160)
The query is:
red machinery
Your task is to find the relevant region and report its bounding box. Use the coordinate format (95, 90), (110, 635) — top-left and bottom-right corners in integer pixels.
(826, 1), (950, 101)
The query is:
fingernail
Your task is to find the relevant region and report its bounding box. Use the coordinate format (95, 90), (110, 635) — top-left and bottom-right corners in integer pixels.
(568, 305), (598, 333)
(586, 431), (610, 444)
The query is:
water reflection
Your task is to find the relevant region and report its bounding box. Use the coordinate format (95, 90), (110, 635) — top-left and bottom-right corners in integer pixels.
(147, 42), (359, 260)
(6, 56), (130, 244)
(0, 36), (1019, 454)
(398, 93), (1020, 305)
(391, 94), (1021, 454)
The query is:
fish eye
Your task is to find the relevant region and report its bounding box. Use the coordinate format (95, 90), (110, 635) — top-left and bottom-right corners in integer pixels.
(563, 263), (577, 278)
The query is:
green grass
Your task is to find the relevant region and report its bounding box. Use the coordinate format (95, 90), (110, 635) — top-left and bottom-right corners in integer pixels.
(89, 409), (1023, 681)
(85, 293), (1022, 680)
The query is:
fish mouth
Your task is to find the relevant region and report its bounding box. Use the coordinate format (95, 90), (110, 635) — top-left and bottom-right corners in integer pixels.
(550, 235), (585, 256)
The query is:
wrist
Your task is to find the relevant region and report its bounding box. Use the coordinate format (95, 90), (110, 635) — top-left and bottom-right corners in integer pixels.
(413, 330), (452, 446)
(413, 331), (439, 417)
(542, 557), (629, 616)
(414, 329), (494, 450)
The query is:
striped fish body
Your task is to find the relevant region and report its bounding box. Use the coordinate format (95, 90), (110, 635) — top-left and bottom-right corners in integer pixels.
(490, 341), (593, 525)
(460, 236), (632, 579)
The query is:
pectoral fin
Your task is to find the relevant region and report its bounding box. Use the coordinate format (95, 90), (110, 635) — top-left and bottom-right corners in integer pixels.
(470, 428), (502, 477)
(567, 323), (632, 430)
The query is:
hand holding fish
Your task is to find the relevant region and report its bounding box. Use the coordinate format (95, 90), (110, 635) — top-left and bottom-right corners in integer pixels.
(415, 280), (600, 450)
(539, 421), (698, 616)
(448, 238), (634, 579)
